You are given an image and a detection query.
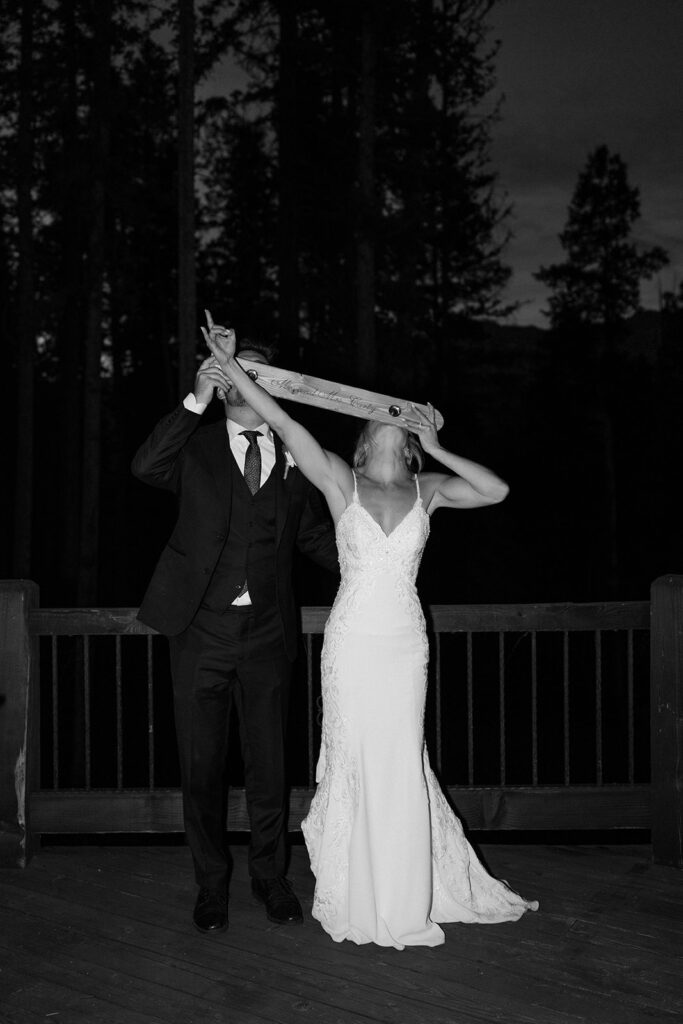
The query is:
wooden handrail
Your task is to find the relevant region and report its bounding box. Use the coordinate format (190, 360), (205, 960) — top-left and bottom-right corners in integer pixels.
(1, 579), (680, 868)
(27, 600), (650, 635)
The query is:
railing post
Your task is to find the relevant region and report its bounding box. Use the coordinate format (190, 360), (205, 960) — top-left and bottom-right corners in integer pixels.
(0, 580), (39, 867)
(650, 575), (683, 867)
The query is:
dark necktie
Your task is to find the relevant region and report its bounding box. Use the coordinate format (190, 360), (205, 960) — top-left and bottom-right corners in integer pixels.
(241, 430), (262, 494)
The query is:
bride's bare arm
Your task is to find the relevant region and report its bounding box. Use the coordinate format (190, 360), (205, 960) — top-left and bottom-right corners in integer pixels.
(203, 316), (351, 517)
(405, 403), (509, 511)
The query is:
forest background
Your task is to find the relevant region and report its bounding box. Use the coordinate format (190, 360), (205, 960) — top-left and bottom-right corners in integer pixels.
(2, 0), (682, 615)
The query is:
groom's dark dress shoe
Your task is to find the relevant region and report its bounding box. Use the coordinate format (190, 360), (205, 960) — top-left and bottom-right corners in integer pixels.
(193, 887), (228, 933)
(251, 876), (303, 924)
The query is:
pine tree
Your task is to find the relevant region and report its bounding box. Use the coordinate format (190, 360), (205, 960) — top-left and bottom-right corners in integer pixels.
(13, 0), (36, 578)
(196, 0), (511, 390)
(536, 146), (669, 597)
(377, 0), (512, 395)
(536, 145), (668, 329)
(177, 0), (197, 398)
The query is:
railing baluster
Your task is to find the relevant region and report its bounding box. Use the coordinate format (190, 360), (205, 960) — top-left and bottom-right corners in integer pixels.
(627, 629), (634, 785)
(52, 636), (59, 789)
(115, 636), (123, 790)
(307, 634), (315, 789)
(563, 631), (570, 785)
(22, 599), (652, 838)
(531, 632), (538, 786)
(147, 635), (155, 790)
(467, 632), (474, 785)
(435, 633), (442, 774)
(595, 630), (603, 786)
(84, 636), (91, 790)
(498, 632), (505, 785)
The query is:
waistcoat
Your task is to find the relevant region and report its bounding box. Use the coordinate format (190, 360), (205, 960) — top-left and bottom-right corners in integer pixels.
(201, 451), (278, 613)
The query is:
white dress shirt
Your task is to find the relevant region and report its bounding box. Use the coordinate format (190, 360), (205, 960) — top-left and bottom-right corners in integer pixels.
(183, 393), (276, 605)
(225, 417), (276, 488)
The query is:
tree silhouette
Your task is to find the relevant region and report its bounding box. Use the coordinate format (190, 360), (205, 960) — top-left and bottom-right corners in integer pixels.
(177, 0), (197, 399)
(201, 0), (511, 391)
(354, 0), (378, 386)
(5, 4), (678, 608)
(536, 145), (669, 597)
(536, 145), (667, 329)
(13, 0), (36, 579)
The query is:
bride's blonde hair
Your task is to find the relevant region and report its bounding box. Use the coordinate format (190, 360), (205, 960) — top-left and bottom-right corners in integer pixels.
(352, 422), (424, 474)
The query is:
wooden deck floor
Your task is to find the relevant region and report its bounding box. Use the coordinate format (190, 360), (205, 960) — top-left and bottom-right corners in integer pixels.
(0, 840), (681, 1024)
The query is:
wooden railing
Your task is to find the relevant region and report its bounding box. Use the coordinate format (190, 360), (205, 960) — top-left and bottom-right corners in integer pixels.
(1, 578), (681, 868)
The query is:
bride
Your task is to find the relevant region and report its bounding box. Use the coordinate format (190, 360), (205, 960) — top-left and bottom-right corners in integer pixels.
(204, 318), (538, 949)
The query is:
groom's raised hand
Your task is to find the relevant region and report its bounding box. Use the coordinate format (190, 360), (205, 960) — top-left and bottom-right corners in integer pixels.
(192, 355), (231, 406)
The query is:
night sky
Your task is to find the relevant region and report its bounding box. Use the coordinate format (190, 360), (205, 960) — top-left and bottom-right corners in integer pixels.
(489, 0), (683, 325)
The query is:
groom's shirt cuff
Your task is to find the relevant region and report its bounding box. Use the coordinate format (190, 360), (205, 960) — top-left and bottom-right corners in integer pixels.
(183, 393), (208, 415)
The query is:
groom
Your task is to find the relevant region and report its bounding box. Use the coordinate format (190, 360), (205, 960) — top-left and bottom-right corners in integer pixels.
(132, 336), (338, 933)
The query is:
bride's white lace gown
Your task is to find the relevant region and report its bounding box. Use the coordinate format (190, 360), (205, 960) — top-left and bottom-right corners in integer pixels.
(302, 472), (538, 949)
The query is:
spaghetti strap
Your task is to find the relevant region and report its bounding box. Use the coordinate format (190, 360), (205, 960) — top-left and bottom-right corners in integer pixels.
(351, 469), (359, 502)
(414, 473), (421, 500)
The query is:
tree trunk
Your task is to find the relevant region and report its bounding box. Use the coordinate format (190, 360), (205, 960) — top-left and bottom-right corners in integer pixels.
(177, 0), (196, 398)
(277, 3), (299, 362)
(77, 0), (111, 604)
(598, 323), (621, 597)
(397, 0), (431, 392)
(58, 0), (83, 603)
(355, 1), (377, 387)
(13, 0), (35, 579)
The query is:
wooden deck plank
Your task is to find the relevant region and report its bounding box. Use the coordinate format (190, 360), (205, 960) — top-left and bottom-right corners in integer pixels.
(0, 889), (559, 1024)
(0, 847), (671, 983)
(1, 844), (681, 1024)
(0, 954), (169, 1024)
(0, 939), (279, 1024)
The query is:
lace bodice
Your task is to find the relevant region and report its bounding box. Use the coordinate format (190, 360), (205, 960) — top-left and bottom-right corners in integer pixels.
(336, 472), (430, 585)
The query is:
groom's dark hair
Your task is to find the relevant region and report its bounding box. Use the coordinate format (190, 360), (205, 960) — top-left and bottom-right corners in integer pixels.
(237, 338), (277, 364)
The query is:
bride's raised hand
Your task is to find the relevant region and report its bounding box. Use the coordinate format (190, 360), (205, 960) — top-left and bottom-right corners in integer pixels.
(405, 402), (441, 454)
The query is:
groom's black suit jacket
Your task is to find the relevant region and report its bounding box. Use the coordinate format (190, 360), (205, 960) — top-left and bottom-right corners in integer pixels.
(131, 403), (338, 659)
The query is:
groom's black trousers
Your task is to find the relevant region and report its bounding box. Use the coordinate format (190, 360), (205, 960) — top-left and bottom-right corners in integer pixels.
(169, 602), (290, 892)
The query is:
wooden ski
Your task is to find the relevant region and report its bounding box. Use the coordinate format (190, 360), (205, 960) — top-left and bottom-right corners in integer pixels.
(238, 359), (444, 430)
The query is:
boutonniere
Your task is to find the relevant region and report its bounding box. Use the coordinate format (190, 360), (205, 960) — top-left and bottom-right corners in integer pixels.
(283, 448), (297, 480)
